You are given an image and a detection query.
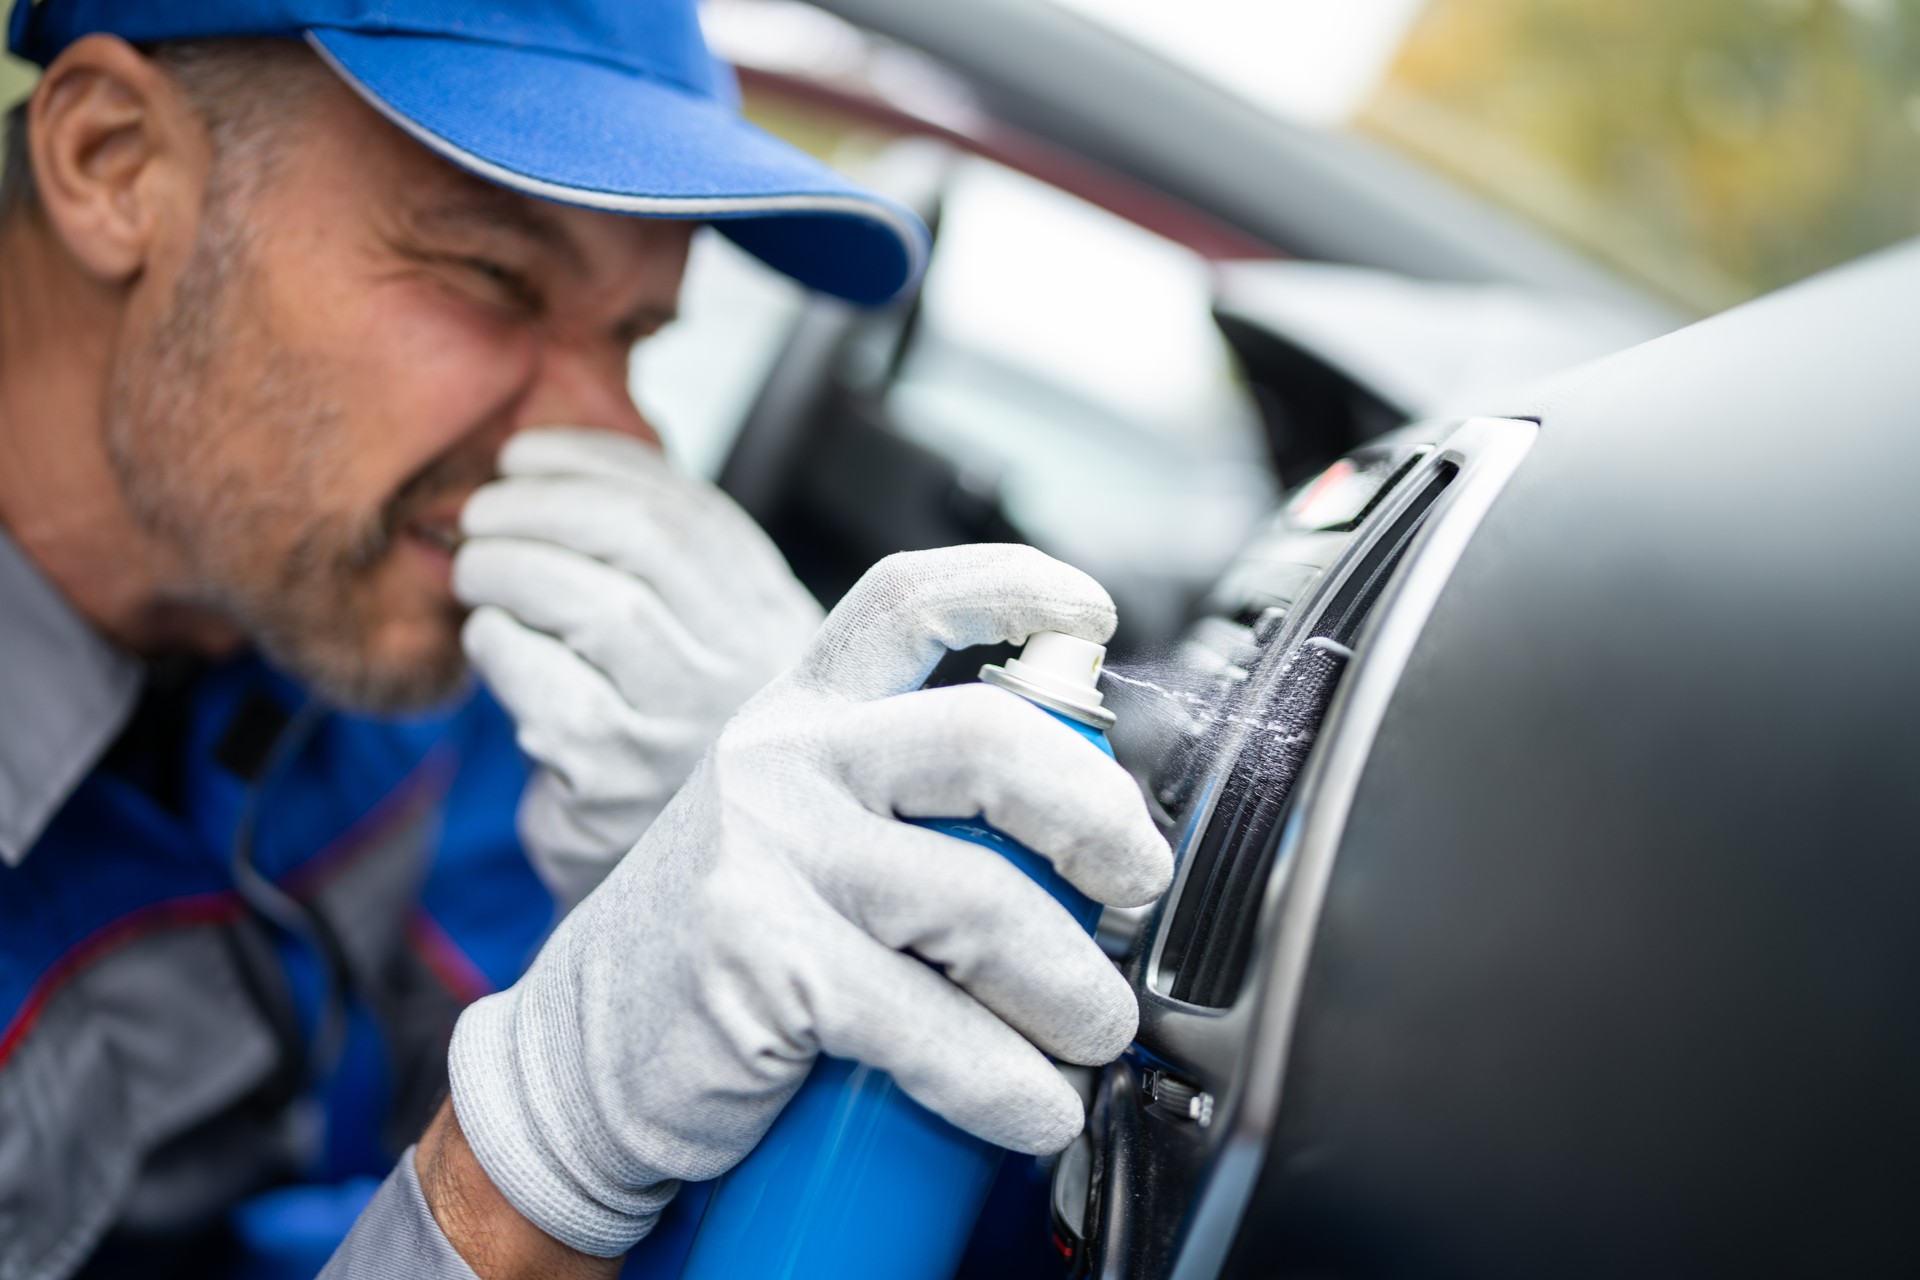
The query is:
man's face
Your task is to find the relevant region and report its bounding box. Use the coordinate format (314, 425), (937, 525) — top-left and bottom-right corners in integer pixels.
(107, 70), (693, 710)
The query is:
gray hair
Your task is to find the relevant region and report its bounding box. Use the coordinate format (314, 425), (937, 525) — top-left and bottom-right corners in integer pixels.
(1, 37), (330, 223)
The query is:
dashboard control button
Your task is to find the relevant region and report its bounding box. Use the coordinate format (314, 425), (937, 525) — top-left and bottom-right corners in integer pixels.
(1142, 1069), (1214, 1127)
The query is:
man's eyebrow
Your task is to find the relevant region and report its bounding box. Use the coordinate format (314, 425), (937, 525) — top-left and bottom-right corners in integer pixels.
(408, 187), (587, 275)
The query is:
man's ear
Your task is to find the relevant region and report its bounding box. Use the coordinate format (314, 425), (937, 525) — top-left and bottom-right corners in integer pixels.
(27, 34), (210, 283)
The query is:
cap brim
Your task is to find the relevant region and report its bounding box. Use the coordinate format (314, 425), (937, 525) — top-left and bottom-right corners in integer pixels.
(306, 29), (927, 306)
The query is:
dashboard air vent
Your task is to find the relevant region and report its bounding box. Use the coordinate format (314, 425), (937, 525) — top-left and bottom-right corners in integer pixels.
(1156, 464), (1457, 1007)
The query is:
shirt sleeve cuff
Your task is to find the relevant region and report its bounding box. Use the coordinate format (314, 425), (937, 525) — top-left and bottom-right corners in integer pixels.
(319, 1146), (480, 1280)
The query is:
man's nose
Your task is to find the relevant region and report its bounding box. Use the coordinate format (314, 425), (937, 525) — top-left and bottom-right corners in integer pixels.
(513, 339), (660, 446)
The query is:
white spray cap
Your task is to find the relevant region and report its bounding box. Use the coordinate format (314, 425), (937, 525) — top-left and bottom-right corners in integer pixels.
(980, 630), (1115, 730)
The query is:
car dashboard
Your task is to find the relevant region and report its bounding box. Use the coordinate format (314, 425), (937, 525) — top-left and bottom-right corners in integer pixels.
(1045, 234), (1920, 1280)
(1062, 418), (1537, 1280)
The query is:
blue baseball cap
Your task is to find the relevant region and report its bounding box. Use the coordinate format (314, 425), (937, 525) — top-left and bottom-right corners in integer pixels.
(9, 0), (929, 305)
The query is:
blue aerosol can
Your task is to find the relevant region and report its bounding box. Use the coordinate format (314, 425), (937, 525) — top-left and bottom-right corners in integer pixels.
(675, 631), (1117, 1280)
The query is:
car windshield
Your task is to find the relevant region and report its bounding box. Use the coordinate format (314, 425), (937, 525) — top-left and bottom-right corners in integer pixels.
(1051, 0), (1920, 315)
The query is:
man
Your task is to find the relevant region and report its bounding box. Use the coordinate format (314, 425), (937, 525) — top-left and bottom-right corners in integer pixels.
(0, 2), (1173, 1279)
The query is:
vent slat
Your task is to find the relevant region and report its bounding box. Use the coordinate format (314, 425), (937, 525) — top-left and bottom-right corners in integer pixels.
(1156, 464), (1457, 1008)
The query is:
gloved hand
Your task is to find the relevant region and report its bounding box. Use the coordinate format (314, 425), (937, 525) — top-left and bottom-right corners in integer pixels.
(454, 428), (822, 905)
(447, 544), (1175, 1258)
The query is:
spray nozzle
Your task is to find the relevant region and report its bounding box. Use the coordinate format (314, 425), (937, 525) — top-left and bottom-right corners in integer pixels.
(980, 631), (1115, 730)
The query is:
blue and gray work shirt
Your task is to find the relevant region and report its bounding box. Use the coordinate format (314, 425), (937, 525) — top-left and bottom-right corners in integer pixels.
(0, 526), (551, 1279)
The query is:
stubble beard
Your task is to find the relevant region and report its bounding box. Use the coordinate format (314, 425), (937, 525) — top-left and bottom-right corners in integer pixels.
(104, 181), (477, 713)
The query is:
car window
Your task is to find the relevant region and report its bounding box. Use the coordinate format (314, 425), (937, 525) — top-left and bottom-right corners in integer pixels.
(634, 36), (1279, 638)
(1051, 0), (1920, 314)
(636, 148), (1277, 640)
(881, 156), (1274, 602)
(631, 230), (808, 481)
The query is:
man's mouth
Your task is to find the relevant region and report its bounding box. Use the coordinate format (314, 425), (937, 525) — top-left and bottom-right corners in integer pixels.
(383, 435), (498, 569)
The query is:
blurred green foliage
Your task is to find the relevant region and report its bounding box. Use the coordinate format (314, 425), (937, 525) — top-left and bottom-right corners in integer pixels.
(4, 0), (1911, 315)
(1360, 0), (1920, 312)
(0, 1), (27, 84)
(0, 1), (35, 156)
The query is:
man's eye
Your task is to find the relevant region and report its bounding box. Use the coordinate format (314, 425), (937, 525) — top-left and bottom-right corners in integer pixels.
(462, 258), (541, 311)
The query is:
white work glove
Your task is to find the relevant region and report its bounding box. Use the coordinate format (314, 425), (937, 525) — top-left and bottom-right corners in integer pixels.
(454, 428), (822, 906)
(448, 544), (1175, 1257)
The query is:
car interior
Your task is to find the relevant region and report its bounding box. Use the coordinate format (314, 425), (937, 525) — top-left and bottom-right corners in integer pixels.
(629, 3), (1920, 1276)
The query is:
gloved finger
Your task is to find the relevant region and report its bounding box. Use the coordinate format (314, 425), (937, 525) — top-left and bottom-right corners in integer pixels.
(499, 426), (700, 495)
(470, 435), (815, 645)
(461, 479), (720, 637)
(792, 545), (1116, 703)
(800, 915), (1092, 1154)
(806, 807), (1139, 1066)
(469, 452), (719, 554)
(830, 683), (1173, 906)
(461, 606), (676, 797)
(499, 427), (734, 528)
(518, 770), (659, 906)
(455, 536), (727, 704)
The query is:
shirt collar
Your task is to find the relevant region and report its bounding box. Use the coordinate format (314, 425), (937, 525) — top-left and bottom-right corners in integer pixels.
(0, 525), (142, 866)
